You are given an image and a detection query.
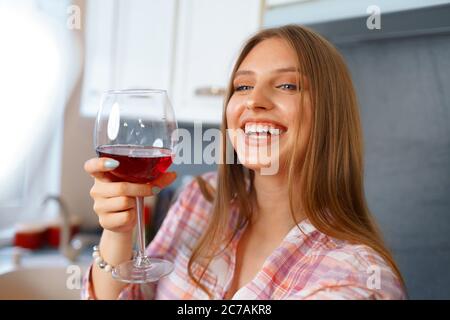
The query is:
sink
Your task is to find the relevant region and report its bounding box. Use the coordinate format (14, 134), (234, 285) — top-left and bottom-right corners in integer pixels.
(0, 266), (88, 299)
(0, 250), (91, 300)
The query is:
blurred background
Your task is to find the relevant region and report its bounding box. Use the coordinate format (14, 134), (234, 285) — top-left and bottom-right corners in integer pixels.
(0, 0), (449, 299)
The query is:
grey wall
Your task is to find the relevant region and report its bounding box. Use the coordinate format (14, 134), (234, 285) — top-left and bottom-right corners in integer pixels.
(170, 122), (219, 181)
(337, 34), (450, 299)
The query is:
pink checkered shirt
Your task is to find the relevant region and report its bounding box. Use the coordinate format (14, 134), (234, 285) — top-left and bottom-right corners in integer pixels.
(82, 172), (406, 300)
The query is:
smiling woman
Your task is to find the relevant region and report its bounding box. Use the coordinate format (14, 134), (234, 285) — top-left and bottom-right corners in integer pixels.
(227, 39), (310, 175)
(82, 24), (406, 300)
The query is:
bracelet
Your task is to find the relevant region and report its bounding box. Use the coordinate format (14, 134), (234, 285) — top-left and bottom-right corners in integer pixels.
(92, 245), (114, 273)
(92, 245), (137, 273)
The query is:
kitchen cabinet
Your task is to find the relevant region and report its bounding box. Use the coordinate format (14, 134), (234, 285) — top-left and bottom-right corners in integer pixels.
(171, 0), (262, 123)
(80, 0), (263, 124)
(113, 0), (176, 91)
(80, 0), (175, 117)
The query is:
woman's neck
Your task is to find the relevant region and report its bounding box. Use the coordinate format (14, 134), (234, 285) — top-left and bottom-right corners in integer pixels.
(250, 170), (305, 236)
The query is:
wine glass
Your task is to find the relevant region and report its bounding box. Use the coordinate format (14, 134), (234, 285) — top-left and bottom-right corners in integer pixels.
(94, 89), (177, 283)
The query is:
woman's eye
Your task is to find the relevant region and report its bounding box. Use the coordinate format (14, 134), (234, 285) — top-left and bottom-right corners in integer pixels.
(235, 85), (253, 92)
(234, 84), (298, 92)
(277, 83), (298, 91)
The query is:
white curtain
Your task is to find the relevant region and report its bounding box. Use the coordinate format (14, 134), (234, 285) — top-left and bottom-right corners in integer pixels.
(0, 0), (80, 231)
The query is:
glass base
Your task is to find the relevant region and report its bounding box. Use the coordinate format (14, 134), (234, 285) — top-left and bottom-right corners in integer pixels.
(112, 257), (174, 284)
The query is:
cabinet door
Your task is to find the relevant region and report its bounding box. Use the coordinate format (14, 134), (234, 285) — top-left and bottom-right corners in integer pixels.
(80, 0), (176, 116)
(172, 0), (262, 124)
(114, 0), (176, 90)
(80, 0), (116, 116)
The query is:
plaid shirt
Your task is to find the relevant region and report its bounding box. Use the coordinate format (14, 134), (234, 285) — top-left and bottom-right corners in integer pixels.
(82, 172), (406, 300)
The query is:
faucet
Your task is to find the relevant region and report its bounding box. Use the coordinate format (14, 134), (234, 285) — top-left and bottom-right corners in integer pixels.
(42, 195), (83, 262)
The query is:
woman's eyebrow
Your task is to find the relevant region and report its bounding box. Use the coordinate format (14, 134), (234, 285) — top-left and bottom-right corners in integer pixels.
(234, 67), (299, 77)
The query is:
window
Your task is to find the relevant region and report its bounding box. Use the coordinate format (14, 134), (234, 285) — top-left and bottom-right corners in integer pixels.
(0, 0), (75, 232)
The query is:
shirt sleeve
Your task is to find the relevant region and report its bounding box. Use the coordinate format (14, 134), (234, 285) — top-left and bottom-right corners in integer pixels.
(80, 177), (200, 300)
(80, 265), (95, 300)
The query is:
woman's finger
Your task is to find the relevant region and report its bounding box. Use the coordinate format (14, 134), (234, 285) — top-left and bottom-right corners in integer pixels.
(98, 209), (136, 232)
(90, 171), (177, 198)
(84, 157), (120, 182)
(91, 180), (154, 198)
(93, 196), (135, 214)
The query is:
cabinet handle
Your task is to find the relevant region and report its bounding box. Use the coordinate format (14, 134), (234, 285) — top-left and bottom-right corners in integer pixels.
(195, 86), (227, 97)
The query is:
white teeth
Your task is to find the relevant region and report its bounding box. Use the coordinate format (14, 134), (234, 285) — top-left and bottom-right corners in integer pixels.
(256, 124), (264, 133)
(269, 128), (280, 135)
(243, 122), (284, 135)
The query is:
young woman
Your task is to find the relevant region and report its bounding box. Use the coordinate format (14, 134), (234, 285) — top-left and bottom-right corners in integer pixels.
(82, 25), (406, 300)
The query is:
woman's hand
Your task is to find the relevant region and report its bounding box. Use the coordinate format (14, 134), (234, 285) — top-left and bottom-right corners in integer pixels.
(83, 157), (177, 300)
(84, 157), (177, 234)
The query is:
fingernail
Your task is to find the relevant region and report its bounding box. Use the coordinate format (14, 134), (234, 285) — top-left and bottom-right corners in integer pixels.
(151, 186), (161, 195)
(104, 159), (119, 169)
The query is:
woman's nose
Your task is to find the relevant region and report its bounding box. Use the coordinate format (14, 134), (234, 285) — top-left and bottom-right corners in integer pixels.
(245, 86), (274, 110)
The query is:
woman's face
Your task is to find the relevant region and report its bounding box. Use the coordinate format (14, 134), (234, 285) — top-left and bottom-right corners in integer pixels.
(226, 37), (312, 174)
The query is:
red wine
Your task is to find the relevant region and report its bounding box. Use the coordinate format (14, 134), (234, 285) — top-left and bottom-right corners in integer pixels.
(96, 145), (173, 183)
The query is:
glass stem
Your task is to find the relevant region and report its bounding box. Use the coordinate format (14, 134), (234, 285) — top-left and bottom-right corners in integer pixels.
(135, 196), (147, 265)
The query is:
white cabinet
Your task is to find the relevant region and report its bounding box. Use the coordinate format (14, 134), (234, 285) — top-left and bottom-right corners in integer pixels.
(113, 0), (176, 90)
(80, 0), (262, 124)
(79, 0), (116, 117)
(171, 0), (262, 124)
(80, 0), (176, 117)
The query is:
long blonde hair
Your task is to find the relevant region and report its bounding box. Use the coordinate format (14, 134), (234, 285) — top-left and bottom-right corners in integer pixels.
(188, 24), (404, 297)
